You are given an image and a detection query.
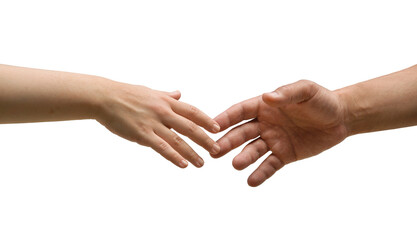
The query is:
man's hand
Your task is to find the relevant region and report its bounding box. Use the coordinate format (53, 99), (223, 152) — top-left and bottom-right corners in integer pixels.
(212, 80), (348, 187)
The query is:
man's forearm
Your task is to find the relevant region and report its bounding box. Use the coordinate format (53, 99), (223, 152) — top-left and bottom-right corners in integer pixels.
(336, 65), (417, 136)
(0, 64), (106, 123)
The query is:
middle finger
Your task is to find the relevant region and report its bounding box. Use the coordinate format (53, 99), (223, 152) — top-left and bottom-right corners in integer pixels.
(154, 125), (204, 168)
(164, 114), (220, 155)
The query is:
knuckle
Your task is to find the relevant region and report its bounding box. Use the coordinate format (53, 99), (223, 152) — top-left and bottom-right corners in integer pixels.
(172, 135), (183, 146)
(185, 150), (200, 163)
(136, 136), (149, 146)
(153, 105), (170, 116)
(158, 141), (170, 152)
(133, 130), (151, 146)
(187, 122), (198, 133)
(162, 95), (177, 106)
(230, 102), (241, 109)
(298, 79), (318, 98)
(298, 79), (315, 88)
(253, 149), (261, 161)
(136, 124), (151, 134)
(298, 79), (311, 84)
(279, 85), (292, 94)
(188, 105), (199, 115)
(271, 158), (285, 171)
(160, 94), (173, 101)
(206, 138), (215, 147)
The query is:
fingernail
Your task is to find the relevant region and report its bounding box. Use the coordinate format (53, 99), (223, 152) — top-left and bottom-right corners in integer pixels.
(180, 160), (188, 168)
(212, 123), (220, 132)
(211, 143), (221, 155)
(196, 157), (204, 167)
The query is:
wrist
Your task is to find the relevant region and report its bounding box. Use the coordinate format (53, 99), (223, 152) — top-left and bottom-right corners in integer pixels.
(90, 77), (145, 123)
(334, 88), (352, 137)
(85, 76), (113, 121)
(334, 84), (369, 137)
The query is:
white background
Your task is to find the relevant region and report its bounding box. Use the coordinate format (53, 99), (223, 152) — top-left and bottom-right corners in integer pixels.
(1, 0), (417, 239)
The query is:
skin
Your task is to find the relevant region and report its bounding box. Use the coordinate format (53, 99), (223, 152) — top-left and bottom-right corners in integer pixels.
(0, 64), (221, 168)
(212, 65), (417, 187)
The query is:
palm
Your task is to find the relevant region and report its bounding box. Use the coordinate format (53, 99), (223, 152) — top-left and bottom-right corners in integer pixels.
(213, 80), (348, 187)
(257, 90), (347, 164)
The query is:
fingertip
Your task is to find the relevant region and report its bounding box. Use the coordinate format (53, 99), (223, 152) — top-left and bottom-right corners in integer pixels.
(232, 157), (245, 171)
(211, 143), (221, 155)
(247, 180), (262, 187)
(205, 122), (221, 133)
(194, 161), (204, 168)
(213, 113), (231, 132)
(247, 172), (265, 187)
(212, 118), (226, 132)
(179, 159), (188, 168)
(210, 151), (223, 159)
(210, 142), (228, 158)
(212, 122), (221, 133)
(196, 157), (204, 168)
(198, 161), (204, 168)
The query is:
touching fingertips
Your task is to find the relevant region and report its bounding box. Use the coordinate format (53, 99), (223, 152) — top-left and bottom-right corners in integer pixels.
(211, 143), (221, 155)
(212, 123), (221, 133)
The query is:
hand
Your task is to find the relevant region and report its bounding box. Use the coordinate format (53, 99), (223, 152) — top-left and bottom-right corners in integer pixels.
(212, 80), (349, 187)
(96, 80), (221, 168)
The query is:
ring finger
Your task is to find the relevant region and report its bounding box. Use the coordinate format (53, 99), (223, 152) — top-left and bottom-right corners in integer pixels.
(154, 125), (205, 168)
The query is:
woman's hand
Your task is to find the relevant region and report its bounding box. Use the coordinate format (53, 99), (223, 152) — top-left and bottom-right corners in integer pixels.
(96, 80), (221, 168)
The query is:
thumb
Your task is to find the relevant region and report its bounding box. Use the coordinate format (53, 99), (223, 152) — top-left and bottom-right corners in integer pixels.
(262, 80), (319, 107)
(166, 90), (181, 100)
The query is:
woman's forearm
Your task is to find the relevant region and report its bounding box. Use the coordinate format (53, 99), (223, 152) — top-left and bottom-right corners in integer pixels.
(0, 64), (105, 123)
(0, 64), (220, 167)
(337, 65), (417, 136)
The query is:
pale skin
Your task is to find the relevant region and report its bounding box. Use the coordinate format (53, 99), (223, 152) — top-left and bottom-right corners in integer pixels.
(0, 64), (221, 168)
(212, 65), (417, 187)
(2, 64), (417, 187)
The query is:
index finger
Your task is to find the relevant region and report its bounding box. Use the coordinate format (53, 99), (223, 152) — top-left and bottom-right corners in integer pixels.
(214, 96), (260, 131)
(171, 101), (220, 133)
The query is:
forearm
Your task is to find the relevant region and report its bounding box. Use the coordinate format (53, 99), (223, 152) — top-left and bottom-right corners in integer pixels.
(0, 64), (106, 123)
(336, 65), (417, 136)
